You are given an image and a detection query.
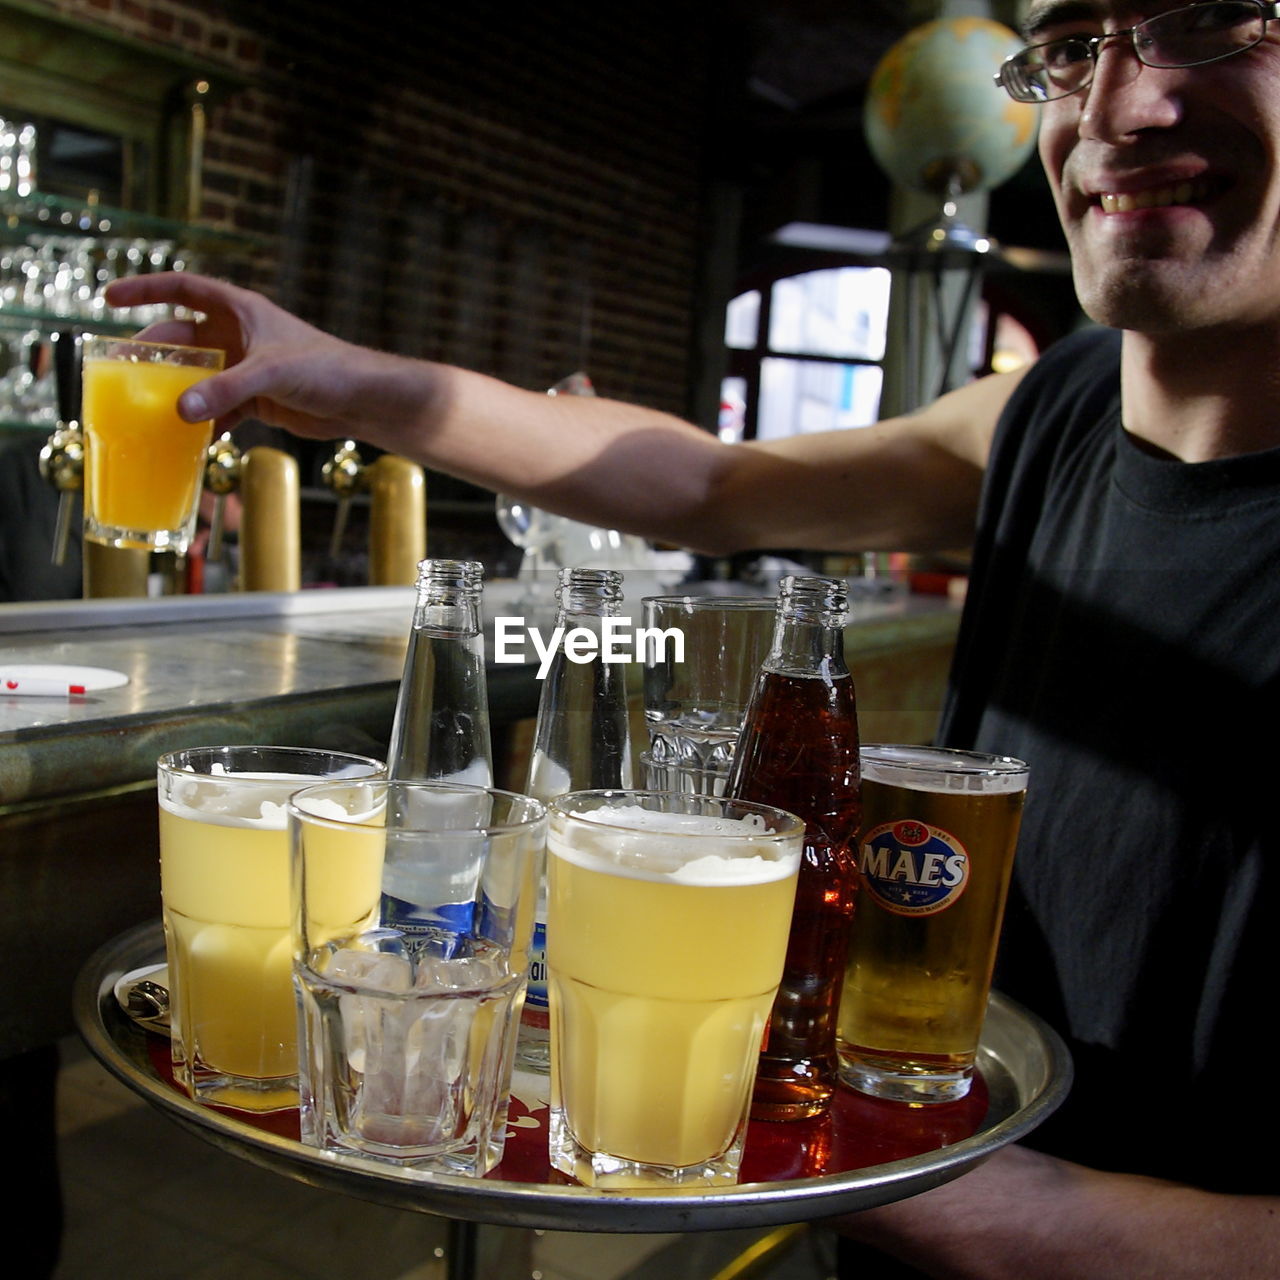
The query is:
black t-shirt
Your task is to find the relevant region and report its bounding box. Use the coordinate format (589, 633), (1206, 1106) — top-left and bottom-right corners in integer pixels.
(0, 435), (82, 603)
(939, 326), (1280, 1192)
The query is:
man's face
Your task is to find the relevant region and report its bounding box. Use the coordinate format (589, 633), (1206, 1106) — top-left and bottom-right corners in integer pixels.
(1033, 1), (1280, 334)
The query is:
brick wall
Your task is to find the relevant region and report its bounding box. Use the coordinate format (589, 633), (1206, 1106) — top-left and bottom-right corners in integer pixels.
(39, 0), (719, 425)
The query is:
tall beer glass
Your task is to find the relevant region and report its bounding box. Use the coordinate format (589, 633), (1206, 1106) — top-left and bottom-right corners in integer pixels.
(546, 789), (804, 1188)
(837, 745), (1028, 1103)
(157, 745), (384, 1112)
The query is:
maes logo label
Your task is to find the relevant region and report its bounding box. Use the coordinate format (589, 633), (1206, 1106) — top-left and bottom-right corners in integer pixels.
(859, 820), (969, 916)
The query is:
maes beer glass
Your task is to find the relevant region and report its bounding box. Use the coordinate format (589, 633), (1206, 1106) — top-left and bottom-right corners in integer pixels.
(81, 336), (223, 552)
(546, 790), (803, 1188)
(837, 745), (1028, 1103)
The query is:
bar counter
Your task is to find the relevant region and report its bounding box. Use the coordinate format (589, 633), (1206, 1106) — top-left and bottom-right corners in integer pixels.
(0, 581), (961, 1058)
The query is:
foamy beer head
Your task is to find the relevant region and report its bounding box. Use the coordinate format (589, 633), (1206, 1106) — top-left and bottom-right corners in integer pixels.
(549, 791), (803, 878)
(838, 745), (1028, 1104)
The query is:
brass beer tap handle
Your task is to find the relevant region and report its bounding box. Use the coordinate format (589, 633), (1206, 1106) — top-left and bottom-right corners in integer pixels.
(81, 540), (151, 599)
(368, 454), (426, 586)
(240, 446), (300, 593)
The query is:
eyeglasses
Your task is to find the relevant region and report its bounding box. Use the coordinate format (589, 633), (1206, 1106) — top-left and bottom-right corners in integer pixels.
(995, 0), (1280, 103)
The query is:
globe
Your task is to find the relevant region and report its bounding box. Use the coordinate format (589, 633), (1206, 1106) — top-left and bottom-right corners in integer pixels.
(864, 17), (1039, 196)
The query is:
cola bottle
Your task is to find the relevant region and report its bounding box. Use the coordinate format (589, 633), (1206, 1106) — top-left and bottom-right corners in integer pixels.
(728, 574), (861, 1121)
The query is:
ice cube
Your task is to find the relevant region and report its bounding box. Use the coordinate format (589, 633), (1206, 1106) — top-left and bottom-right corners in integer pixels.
(347, 983), (481, 1147)
(328, 946), (413, 993)
(412, 941), (506, 992)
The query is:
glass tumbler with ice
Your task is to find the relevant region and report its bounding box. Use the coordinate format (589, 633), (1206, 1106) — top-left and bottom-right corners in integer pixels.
(290, 780), (545, 1175)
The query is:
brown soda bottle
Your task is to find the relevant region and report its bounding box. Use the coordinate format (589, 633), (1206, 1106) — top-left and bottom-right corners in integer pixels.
(728, 574), (861, 1121)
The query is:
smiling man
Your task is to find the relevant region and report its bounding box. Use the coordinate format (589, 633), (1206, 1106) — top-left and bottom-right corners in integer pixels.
(99, 3), (1280, 1273)
(828, 3), (1280, 1274)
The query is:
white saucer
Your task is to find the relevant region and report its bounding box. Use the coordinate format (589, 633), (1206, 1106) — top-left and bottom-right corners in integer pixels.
(2, 664), (130, 692)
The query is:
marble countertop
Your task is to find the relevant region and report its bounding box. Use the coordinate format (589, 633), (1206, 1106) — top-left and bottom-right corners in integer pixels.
(0, 587), (425, 807)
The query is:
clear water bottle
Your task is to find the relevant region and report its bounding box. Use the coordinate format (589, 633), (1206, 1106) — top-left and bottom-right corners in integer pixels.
(387, 558), (493, 786)
(383, 559), (494, 936)
(518, 566), (633, 1072)
(728, 574), (862, 1121)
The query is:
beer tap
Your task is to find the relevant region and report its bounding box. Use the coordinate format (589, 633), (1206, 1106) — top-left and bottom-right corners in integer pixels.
(190, 432), (300, 592)
(38, 330), (83, 568)
(322, 439), (363, 559)
(203, 432), (242, 565)
(321, 440), (426, 585)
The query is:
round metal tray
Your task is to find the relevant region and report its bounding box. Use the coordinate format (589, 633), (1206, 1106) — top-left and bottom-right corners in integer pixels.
(74, 920), (1072, 1234)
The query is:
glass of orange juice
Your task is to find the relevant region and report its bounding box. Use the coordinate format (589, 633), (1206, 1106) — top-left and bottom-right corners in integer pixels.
(81, 336), (224, 552)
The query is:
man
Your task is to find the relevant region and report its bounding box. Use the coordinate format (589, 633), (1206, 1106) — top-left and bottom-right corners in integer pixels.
(104, 2), (1280, 1271)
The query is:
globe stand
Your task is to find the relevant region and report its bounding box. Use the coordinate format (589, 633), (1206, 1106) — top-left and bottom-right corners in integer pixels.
(887, 178), (996, 407)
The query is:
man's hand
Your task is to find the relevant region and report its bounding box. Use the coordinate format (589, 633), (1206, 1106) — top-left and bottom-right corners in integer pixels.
(103, 272), (423, 446)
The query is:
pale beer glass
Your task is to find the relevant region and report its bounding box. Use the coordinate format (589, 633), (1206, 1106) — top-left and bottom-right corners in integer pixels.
(157, 745), (384, 1112)
(837, 745), (1028, 1103)
(546, 789), (804, 1187)
(290, 781), (544, 1175)
(81, 336), (223, 552)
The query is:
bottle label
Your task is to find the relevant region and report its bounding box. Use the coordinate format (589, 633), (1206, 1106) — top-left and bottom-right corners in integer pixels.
(858, 821), (969, 916)
(380, 895), (475, 934)
(524, 919), (548, 1010)
(379, 895), (514, 951)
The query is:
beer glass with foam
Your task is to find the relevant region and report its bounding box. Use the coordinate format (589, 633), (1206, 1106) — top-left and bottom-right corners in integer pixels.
(837, 744), (1029, 1103)
(157, 745), (384, 1112)
(81, 336), (223, 552)
(546, 789), (804, 1188)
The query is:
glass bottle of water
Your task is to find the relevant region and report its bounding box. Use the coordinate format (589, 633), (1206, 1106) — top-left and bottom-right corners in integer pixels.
(518, 566), (633, 1072)
(728, 574), (862, 1121)
(387, 557), (493, 786)
(383, 558), (494, 936)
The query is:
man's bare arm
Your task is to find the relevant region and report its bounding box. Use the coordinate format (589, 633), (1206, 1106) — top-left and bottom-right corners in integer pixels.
(830, 1144), (1280, 1280)
(106, 272), (1024, 556)
(705, 370), (1020, 555)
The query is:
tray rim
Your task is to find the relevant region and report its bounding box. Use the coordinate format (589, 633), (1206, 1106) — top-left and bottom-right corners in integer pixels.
(73, 919), (1073, 1234)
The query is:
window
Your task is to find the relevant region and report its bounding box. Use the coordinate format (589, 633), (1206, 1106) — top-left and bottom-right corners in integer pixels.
(722, 263), (892, 442)
(722, 253), (1043, 441)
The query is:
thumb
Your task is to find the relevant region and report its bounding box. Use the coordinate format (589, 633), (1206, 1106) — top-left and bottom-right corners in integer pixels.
(176, 364), (258, 425)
